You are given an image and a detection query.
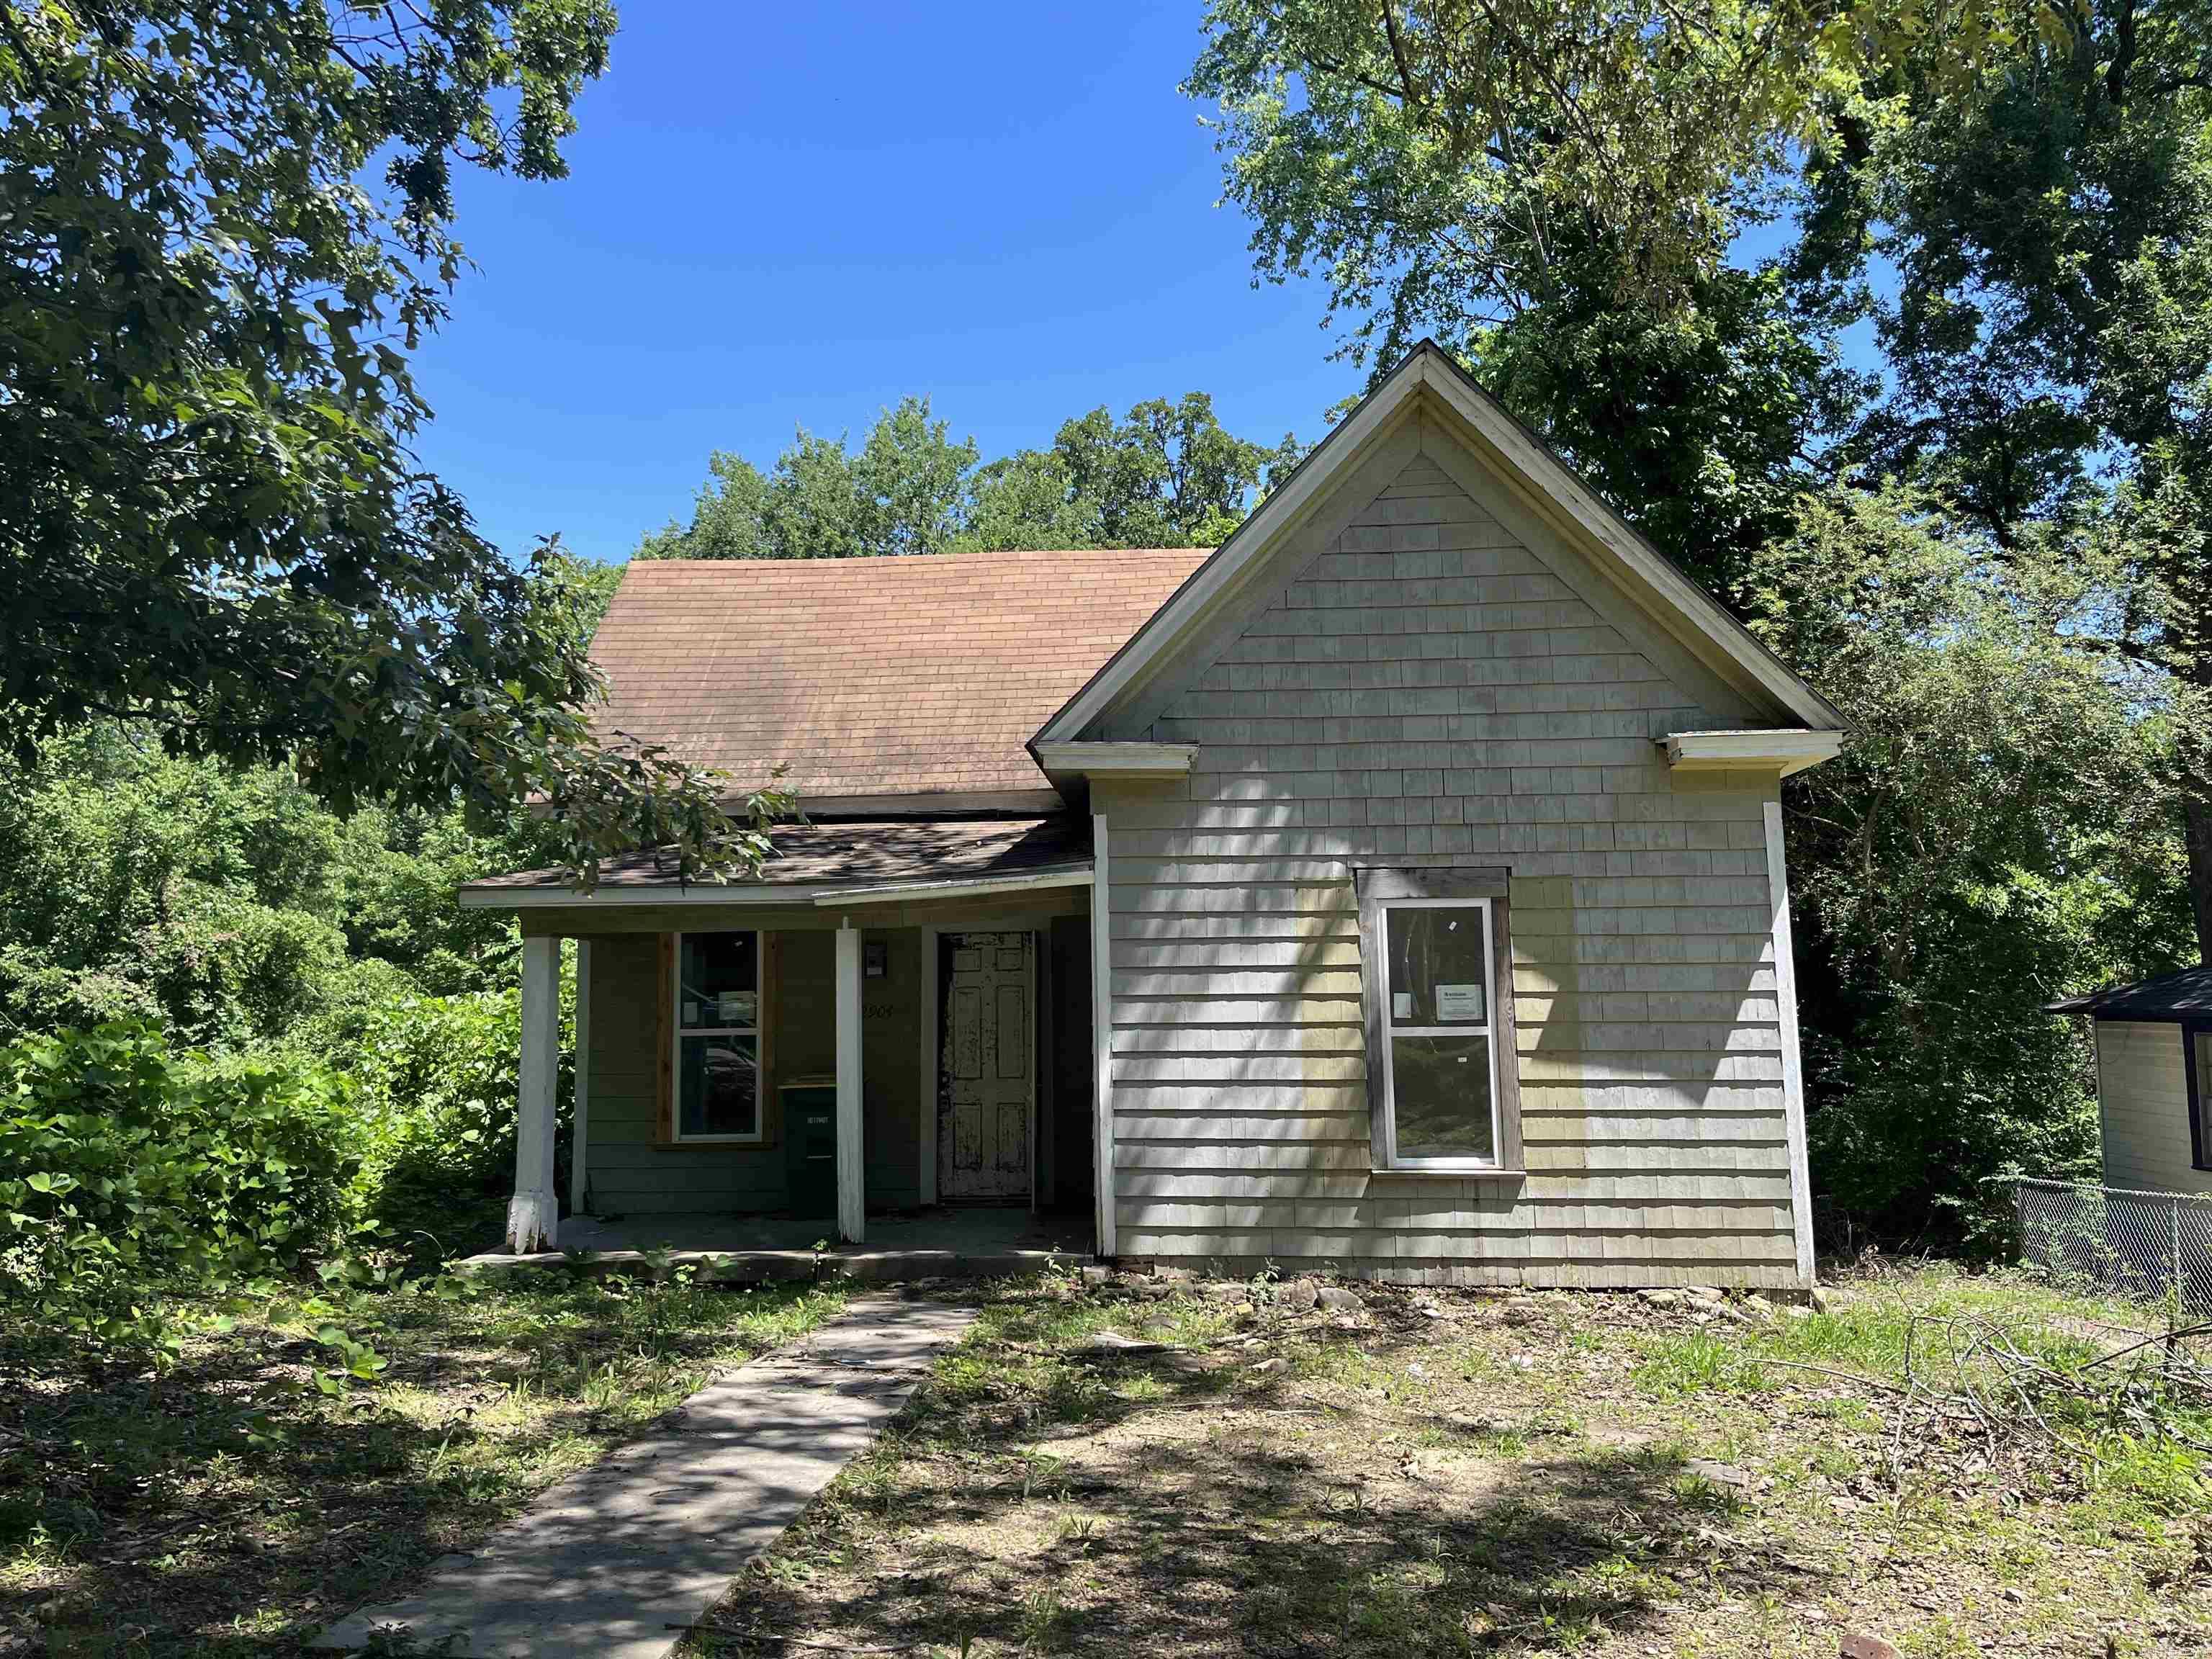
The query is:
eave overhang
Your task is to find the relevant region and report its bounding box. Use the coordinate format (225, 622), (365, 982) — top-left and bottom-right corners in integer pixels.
(1660, 729), (1845, 778)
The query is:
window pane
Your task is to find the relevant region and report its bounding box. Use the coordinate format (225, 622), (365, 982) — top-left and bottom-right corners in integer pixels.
(680, 932), (756, 1030)
(680, 1035), (757, 1137)
(1391, 1035), (1495, 1161)
(2198, 1033), (2212, 1161)
(1385, 906), (1489, 1026)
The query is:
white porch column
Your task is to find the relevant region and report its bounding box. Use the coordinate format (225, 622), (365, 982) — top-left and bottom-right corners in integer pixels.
(568, 940), (591, 1216)
(835, 918), (866, 1244)
(506, 933), (561, 1253)
(1091, 811), (1116, 1258)
(1764, 799), (1816, 1289)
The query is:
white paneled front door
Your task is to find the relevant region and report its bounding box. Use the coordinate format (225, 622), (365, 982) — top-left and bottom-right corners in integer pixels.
(939, 931), (1033, 1200)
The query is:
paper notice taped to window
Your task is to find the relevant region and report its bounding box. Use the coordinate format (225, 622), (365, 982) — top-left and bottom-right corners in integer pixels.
(1435, 983), (1486, 1022)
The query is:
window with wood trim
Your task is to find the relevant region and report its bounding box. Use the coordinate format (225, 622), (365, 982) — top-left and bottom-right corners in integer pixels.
(672, 930), (762, 1143)
(1354, 868), (1523, 1173)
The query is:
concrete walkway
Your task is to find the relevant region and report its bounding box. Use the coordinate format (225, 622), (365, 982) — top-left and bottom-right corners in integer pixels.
(315, 1295), (976, 1658)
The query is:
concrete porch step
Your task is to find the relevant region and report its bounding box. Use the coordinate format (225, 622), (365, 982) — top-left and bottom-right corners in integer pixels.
(460, 1241), (1093, 1283)
(458, 1206), (1095, 1283)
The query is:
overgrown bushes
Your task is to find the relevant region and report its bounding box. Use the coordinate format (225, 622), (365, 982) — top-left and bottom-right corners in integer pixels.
(348, 985), (572, 1249)
(0, 1024), (359, 1345)
(0, 999), (565, 1349)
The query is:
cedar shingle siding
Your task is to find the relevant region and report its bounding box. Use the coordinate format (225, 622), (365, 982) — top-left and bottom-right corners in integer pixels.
(1100, 446), (1802, 1287)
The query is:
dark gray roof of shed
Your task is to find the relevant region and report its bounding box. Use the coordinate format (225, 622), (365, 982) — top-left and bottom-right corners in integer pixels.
(2047, 965), (2212, 1021)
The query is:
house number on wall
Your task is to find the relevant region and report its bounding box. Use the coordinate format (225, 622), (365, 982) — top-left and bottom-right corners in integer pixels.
(864, 999), (895, 1020)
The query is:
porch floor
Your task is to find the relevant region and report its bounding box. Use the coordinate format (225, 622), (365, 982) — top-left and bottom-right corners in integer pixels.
(462, 1205), (1094, 1282)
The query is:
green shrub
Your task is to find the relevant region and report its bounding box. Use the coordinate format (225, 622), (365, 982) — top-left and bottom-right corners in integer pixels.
(0, 1022), (359, 1345)
(348, 986), (570, 1249)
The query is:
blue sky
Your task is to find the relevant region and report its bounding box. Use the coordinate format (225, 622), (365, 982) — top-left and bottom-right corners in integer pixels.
(408, 1), (1360, 568)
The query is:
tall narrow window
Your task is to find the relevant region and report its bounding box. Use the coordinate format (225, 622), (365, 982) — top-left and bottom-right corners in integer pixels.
(1380, 902), (1503, 1159)
(2192, 1028), (2212, 1172)
(1355, 867), (1522, 1174)
(1379, 899), (1500, 1164)
(674, 930), (761, 1142)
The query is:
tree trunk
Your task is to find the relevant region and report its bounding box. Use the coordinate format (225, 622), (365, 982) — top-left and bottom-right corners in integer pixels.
(2186, 767), (2212, 964)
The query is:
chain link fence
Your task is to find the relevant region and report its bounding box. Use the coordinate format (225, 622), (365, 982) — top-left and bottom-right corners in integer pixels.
(2002, 1177), (2212, 1312)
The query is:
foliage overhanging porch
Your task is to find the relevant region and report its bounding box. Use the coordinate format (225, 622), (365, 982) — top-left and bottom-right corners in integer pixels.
(459, 817), (1100, 1251)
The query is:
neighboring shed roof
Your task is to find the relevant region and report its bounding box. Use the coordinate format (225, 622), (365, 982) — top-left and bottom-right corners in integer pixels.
(2048, 966), (2212, 1022)
(590, 549), (1209, 806)
(459, 814), (1089, 907)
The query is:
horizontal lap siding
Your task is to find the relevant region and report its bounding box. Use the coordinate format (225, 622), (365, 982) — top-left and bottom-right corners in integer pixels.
(1104, 451), (1800, 1287)
(2095, 1021), (2210, 1195)
(585, 933), (790, 1215)
(583, 928), (925, 1215)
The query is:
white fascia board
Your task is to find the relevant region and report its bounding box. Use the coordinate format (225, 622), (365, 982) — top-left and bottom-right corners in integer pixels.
(1662, 728), (1845, 777)
(808, 864), (1094, 907)
(1031, 351), (1429, 747)
(1410, 357), (1843, 731)
(1031, 742), (1197, 779)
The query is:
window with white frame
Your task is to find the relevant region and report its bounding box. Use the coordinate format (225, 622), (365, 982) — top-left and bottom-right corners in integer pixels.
(673, 930), (761, 1142)
(1357, 868), (1521, 1172)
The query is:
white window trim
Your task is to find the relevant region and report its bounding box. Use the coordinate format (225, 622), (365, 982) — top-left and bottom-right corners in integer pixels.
(671, 927), (765, 1145)
(1373, 894), (1505, 1172)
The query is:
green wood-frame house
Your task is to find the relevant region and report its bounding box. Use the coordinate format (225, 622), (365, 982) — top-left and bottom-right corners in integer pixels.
(464, 343), (1846, 1288)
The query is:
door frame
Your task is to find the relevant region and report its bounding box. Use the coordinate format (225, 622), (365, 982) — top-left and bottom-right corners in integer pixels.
(922, 926), (1038, 1206)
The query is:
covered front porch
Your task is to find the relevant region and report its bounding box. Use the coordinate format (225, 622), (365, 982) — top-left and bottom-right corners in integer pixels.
(466, 816), (1107, 1254)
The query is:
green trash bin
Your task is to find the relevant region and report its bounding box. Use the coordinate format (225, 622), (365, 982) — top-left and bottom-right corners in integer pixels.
(781, 1076), (838, 1219)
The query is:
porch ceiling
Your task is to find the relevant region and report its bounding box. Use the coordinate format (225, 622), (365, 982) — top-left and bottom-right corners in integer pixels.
(459, 814), (1092, 909)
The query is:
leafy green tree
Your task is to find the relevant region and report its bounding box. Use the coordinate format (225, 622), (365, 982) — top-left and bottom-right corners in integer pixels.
(1184, 2), (1872, 597)
(639, 398), (980, 560)
(1011, 394), (1307, 550)
(0, 729), (547, 1048)
(1792, 0), (2212, 955)
(1745, 487), (2193, 1238)
(1183, 0), (2047, 341)
(0, 1), (755, 886)
(642, 393), (1303, 558)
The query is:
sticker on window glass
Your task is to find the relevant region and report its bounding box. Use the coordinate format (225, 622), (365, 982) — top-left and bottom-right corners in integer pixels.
(683, 999), (699, 1025)
(1435, 983), (1486, 1022)
(1392, 991), (1415, 1020)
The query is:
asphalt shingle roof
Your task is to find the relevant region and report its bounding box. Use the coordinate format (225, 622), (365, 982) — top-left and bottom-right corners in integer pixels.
(588, 549), (1210, 802)
(464, 815), (1089, 896)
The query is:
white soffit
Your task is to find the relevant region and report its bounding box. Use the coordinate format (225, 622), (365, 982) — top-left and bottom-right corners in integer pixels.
(1663, 729), (1845, 777)
(1031, 742), (1197, 780)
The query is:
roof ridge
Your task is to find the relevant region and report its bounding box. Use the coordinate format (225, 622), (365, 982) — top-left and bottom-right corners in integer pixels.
(629, 545), (1210, 572)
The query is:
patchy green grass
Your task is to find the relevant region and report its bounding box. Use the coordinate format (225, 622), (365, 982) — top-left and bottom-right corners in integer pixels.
(0, 1267), (848, 1656)
(689, 1265), (2211, 1659)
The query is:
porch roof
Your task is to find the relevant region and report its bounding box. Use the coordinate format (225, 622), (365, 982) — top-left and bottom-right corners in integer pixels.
(458, 814), (1092, 909)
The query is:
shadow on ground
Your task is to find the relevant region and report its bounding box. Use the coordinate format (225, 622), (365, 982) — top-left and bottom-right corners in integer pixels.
(694, 1285), (1821, 1657)
(0, 1279), (837, 1657)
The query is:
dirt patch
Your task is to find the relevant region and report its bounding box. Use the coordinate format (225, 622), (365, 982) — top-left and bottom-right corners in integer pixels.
(688, 1269), (2211, 1658)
